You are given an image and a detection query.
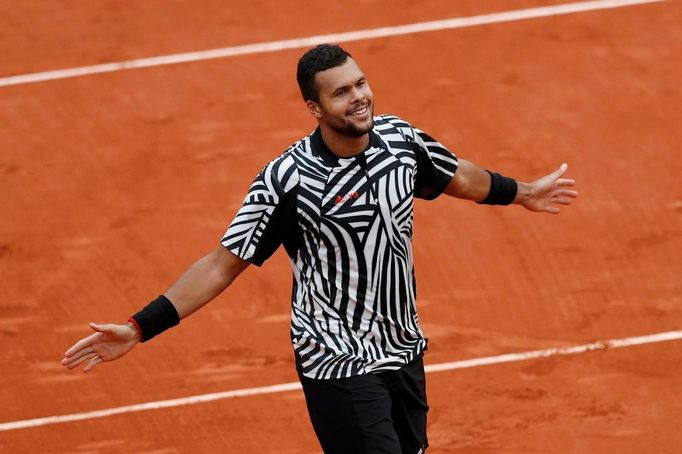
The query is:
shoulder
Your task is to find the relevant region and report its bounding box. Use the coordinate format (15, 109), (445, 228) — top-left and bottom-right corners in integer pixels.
(373, 114), (413, 130)
(256, 141), (304, 195)
(373, 114), (418, 142)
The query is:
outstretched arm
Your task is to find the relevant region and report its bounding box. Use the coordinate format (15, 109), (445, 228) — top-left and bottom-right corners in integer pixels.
(444, 160), (577, 213)
(163, 244), (250, 319)
(61, 245), (249, 372)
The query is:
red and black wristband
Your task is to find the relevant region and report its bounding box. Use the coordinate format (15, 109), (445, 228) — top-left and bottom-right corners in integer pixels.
(129, 295), (180, 342)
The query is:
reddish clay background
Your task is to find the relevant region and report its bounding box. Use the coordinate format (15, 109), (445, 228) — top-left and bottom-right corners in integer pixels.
(1, 1), (681, 452)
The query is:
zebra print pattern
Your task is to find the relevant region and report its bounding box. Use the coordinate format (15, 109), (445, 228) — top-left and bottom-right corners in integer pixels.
(222, 115), (458, 379)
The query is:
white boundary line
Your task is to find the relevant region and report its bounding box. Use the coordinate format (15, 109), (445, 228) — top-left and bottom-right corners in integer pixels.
(0, 0), (666, 88)
(1, 330), (680, 432)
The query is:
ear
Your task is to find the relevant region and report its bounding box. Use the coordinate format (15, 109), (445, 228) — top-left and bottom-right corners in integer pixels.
(306, 100), (322, 119)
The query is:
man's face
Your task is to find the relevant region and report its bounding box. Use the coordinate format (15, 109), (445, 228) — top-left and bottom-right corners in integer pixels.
(308, 58), (374, 137)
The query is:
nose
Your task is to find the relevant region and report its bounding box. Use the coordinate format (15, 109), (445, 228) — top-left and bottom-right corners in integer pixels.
(350, 86), (365, 103)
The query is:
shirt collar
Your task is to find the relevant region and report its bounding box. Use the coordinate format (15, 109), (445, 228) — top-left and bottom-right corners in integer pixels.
(311, 127), (384, 167)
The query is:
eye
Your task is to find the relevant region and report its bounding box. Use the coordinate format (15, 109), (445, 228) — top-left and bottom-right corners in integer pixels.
(335, 88), (347, 97)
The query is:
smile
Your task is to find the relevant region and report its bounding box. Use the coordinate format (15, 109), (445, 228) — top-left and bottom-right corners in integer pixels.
(349, 105), (369, 117)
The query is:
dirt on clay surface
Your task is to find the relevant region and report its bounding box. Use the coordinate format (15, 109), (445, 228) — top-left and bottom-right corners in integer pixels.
(0, 0), (681, 452)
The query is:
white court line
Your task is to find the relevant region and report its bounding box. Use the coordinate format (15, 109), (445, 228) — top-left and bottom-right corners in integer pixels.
(1, 330), (680, 432)
(0, 0), (666, 88)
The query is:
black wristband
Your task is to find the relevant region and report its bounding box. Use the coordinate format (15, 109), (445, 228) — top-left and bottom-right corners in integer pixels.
(477, 170), (518, 205)
(129, 295), (180, 342)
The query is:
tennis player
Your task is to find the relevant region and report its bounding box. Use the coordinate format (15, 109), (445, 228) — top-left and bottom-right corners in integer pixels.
(63, 44), (577, 453)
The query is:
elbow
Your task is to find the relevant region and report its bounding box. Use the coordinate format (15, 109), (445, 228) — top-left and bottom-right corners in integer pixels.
(213, 246), (249, 288)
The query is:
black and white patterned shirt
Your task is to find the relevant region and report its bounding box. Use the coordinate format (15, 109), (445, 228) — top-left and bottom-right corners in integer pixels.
(222, 115), (458, 379)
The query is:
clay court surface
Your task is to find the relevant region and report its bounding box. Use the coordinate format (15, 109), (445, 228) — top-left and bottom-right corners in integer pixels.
(1, 0), (681, 452)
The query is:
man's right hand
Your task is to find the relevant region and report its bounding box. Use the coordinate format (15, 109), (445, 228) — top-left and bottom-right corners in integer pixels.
(61, 322), (140, 373)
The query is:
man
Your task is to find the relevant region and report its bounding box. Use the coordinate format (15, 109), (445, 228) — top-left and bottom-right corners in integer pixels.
(62, 44), (577, 453)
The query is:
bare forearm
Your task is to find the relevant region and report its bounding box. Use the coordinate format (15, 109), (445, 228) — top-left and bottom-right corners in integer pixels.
(164, 245), (249, 319)
(444, 159), (492, 201)
(445, 160), (576, 213)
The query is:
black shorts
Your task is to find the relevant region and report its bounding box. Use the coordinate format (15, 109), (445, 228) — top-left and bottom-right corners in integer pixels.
(297, 356), (429, 454)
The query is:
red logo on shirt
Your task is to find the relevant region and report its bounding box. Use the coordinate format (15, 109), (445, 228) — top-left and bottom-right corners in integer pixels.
(335, 192), (360, 205)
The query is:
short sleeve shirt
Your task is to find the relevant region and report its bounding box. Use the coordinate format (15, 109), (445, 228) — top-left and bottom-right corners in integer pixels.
(222, 115), (458, 379)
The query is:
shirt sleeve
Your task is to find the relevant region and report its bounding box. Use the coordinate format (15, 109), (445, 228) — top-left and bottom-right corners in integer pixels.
(409, 126), (459, 200)
(221, 155), (299, 266)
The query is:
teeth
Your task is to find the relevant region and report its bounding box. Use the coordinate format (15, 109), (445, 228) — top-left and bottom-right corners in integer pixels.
(351, 106), (368, 116)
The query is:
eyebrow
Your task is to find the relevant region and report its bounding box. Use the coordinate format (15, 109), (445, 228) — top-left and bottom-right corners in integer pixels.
(332, 76), (366, 95)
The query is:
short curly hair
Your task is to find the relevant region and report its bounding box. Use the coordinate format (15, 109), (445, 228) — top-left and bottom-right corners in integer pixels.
(296, 44), (353, 102)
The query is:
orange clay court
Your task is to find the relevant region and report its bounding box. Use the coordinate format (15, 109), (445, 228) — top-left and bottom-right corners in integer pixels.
(0, 1), (681, 452)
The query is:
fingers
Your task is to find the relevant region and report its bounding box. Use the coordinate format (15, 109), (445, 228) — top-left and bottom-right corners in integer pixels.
(89, 322), (106, 333)
(64, 323), (115, 358)
(523, 163), (577, 215)
(89, 322), (115, 334)
(555, 188), (578, 197)
(551, 197), (574, 205)
(63, 331), (101, 358)
(83, 355), (104, 373)
(550, 186), (578, 207)
(62, 351), (98, 370)
(551, 163), (568, 179)
(544, 192), (577, 213)
(62, 323), (107, 371)
(62, 343), (98, 365)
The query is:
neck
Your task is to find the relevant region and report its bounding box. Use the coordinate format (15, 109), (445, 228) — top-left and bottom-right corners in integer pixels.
(319, 125), (369, 158)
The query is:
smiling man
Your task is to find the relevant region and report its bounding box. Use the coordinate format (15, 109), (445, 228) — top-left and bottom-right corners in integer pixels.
(301, 51), (375, 150)
(62, 44), (577, 453)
